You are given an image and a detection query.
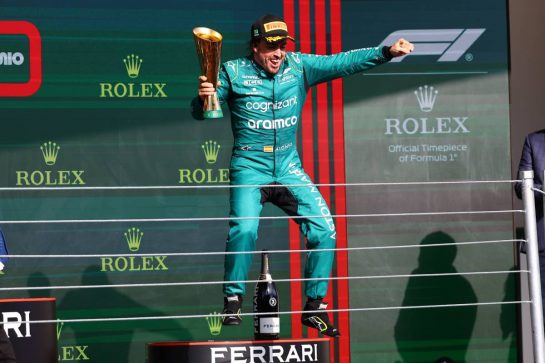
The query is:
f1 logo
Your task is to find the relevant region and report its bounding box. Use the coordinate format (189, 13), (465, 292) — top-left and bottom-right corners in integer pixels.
(380, 29), (485, 62)
(0, 21), (42, 97)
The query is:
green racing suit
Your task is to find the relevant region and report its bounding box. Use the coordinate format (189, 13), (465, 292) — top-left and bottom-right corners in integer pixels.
(192, 46), (392, 299)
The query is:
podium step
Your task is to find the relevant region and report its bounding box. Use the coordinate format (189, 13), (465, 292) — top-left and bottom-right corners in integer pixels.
(148, 337), (330, 363)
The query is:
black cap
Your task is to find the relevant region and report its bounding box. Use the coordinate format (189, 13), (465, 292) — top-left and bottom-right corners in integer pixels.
(251, 14), (295, 43)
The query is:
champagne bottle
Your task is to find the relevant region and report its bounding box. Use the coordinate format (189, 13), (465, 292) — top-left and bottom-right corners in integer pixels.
(253, 250), (280, 340)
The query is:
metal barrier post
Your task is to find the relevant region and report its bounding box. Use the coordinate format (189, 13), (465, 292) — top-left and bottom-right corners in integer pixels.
(521, 170), (545, 363)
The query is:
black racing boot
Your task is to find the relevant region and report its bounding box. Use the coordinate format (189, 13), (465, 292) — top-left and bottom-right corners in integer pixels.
(301, 298), (340, 337)
(222, 295), (242, 325)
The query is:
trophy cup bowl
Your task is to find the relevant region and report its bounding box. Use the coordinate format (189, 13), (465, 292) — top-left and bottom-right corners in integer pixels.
(193, 27), (223, 119)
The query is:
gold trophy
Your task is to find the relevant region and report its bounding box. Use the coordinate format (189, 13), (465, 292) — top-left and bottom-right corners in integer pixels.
(193, 27), (223, 119)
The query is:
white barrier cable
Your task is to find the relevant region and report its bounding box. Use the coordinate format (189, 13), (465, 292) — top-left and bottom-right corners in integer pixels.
(0, 269), (527, 292)
(0, 209), (523, 225)
(0, 239), (523, 259)
(3, 301), (531, 326)
(0, 179), (520, 192)
(0, 178), (526, 329)
(532, 187), (545, 196)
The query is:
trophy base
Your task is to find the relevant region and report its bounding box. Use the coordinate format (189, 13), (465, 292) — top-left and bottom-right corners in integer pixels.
(203, 109), (223, 119)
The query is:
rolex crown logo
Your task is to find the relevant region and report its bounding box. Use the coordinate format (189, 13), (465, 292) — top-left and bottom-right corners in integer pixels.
(124, 227), (143, 252)
(201, 140), (220, 164)
(40, 141), (60, 166)
(206, 312), (223, 336)
(123, 54), (143, 79)
(414, 85), (438, 112)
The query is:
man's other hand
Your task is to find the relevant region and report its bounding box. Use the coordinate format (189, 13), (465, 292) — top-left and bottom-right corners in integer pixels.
(389, 38), (414, 57)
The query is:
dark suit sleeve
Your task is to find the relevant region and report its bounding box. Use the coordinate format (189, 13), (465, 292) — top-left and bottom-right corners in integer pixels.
(514, 134), (544, 200)
(0, 327), (16, 362)
(514, 135), (533, 199)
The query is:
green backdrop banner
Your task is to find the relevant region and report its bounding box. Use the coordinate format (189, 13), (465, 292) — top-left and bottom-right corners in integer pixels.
(341, 0), (513, 362)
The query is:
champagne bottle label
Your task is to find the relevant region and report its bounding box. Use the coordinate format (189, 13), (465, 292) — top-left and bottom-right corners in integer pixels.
(259, 317), (280, 334)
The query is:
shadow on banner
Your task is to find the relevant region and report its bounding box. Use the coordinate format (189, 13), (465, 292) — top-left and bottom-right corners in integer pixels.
(394, 231), (477, 363)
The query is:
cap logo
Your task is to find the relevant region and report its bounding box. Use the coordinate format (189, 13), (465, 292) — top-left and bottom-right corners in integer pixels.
(263, 21), (288, 33)
(265, 36), (286, 43)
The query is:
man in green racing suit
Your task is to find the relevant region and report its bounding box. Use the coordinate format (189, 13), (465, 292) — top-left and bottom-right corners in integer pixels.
(193, 14), (414, 337)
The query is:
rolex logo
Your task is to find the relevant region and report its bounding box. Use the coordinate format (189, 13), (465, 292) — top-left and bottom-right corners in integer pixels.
(123, 54), (142, 78)
(414, 85), (438, 112)
(57, 321), (91, 361)
(40, 141), (60, 166)
(99, 54), (167, 98)
(385, 85), (469, 135)
(206, 312), (223, 336)
(178, 140), (229, 184)
(201, 140), (220, 164)
(15, 142), (86, 186)
(100, 227), (168, 272)
(125, 227), (143, 252)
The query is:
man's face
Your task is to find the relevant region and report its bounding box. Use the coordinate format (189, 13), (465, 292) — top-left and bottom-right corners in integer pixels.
(252, 39), (287, 75)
